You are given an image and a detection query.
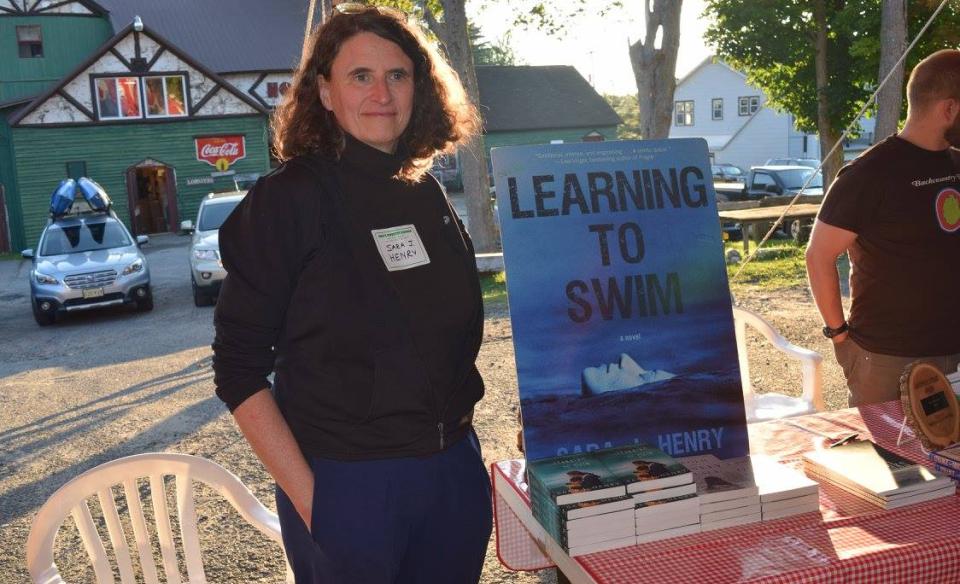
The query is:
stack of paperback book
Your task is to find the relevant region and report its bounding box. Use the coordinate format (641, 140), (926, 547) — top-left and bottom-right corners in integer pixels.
(527, 444), (696, 556)
(683, 455), (760, 531)
(750, 455), (820, 520)
(803, 440), (955, 509)
(928, 445), (960, 481)
(621, 445), (699, 544)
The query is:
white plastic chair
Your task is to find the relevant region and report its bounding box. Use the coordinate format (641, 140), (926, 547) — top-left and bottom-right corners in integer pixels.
(26, 452), (292, 584)
(733, 306), (825, 423)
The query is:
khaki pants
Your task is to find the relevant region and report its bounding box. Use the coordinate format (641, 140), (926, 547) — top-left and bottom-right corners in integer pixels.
(833, 339), (960, 407)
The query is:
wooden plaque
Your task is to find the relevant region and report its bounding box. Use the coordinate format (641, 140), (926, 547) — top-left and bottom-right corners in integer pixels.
(900, 361), (960, 450)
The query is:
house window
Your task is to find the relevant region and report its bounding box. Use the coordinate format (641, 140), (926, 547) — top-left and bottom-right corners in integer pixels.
(96, 77), (141, 119)
(675, 100), (694, 126)
(738, 95), (760, 116)
(266, 81), (291, 99)
(17, 25), (43, 58)
(66, 161), (87, 180)
(144, 75), (187, 118)
(712, 98), (723, 120)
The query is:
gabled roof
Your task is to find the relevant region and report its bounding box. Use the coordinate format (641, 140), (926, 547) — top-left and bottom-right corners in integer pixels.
(0, 0), (108, 16)
(476, 66), (621, 133)
(95, 0), (317, 73)
(675, 55), (746, 88)
(9, 21), (268, 125)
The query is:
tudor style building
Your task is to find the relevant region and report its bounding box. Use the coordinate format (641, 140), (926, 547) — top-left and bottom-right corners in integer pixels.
(0, 0), (298, 251)
(0, 0), (619, 252)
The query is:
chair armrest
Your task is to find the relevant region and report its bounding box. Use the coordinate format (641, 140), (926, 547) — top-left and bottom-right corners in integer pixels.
(732, 307), (825, 411)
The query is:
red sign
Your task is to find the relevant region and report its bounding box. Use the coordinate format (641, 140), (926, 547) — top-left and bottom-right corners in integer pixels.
(195, 135), (246, 171)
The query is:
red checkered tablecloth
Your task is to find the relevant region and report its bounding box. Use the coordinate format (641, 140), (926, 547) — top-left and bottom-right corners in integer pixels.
(492, 401), (960, 583)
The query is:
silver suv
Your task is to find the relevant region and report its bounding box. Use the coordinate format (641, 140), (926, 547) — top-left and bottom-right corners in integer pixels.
(23, 213), (152, 326)
(182, 191), (244, 306)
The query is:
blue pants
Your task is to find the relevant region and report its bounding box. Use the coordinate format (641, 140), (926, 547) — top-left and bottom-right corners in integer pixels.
(276, 430), (492, 583)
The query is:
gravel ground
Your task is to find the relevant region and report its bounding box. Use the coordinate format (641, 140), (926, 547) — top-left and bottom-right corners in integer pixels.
(0, 234), (847, 583)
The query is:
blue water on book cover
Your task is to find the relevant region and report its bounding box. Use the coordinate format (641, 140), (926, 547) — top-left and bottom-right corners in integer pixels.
(491, 139), (748, 461)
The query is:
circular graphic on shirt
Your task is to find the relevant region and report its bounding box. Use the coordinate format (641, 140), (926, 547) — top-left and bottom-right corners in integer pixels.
(935, 188), (960, 233)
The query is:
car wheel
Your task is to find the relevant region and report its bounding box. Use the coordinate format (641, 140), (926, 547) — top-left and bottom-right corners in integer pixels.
(33, 304), (56, 326)
(135, 295), (154, 312)
(193, 281), (213, 307)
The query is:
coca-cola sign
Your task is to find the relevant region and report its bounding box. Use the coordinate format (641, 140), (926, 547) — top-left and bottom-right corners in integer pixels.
(195, 135), (246, 171)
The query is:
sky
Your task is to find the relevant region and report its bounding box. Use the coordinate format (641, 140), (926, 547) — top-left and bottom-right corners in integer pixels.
(470, 0), (712, 96)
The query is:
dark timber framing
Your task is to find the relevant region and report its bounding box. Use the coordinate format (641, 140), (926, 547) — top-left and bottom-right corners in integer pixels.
(10, 21), (267, 126)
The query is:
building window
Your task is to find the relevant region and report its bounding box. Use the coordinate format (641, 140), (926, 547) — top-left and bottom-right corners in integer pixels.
(266, 81), (291, 99)
(738, 95), (760, 116)
(675, 100), (694, 126)
(712, 98), (723, 120)
(17, 25), (43, 58)
(66, 161), (87, 180)
(144, 75), (187, 118)
(96, 77), (142, 119)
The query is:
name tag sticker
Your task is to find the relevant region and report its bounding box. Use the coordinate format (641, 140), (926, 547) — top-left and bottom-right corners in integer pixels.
(371, 224), (431, 271)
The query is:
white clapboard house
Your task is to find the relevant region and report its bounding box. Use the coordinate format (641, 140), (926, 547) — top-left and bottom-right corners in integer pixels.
(668, 57), (823, 171)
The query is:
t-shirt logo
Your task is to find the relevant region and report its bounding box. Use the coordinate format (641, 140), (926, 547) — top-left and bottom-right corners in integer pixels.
(935, 188), (960, 233)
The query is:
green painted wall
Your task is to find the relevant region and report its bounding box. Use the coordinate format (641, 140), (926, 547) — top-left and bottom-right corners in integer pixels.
(0, 107), (23, 251)
(0, 15), (114, 102)
(11, 115), (270, 249)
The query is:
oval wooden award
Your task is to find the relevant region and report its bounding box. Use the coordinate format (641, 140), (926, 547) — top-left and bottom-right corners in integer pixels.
(899, 361), (960, 450)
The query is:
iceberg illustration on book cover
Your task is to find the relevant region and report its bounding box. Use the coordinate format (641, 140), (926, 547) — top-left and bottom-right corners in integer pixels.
(491, 139), (749, 461)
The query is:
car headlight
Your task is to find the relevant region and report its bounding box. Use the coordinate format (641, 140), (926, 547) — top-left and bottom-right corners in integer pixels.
(193, 249), (219, 261)
(121, 259), (144, 275)
(34, 271), (59, 285)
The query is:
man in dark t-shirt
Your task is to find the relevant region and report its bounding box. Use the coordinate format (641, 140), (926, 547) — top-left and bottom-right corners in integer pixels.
(806, 49), (960, 406)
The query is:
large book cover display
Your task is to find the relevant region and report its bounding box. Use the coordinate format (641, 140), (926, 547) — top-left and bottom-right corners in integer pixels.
(492, 139), (749, 462)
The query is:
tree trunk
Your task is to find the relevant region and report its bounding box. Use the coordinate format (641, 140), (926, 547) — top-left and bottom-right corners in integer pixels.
(419, 1), (499, 252)
(876, 0), (907, 141)
(629, 0), (682, 140)
(813, 0), (843, 187)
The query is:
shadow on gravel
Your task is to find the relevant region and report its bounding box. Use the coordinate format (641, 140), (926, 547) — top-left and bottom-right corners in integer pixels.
(0, 356), (225, 523)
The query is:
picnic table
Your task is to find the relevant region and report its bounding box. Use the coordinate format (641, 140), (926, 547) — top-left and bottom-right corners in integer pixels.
(718, 203), (821, 254)
(492, 400), (960, 583)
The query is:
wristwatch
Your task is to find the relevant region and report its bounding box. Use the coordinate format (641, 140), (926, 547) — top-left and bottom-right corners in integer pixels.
(822, 321), (849, 338)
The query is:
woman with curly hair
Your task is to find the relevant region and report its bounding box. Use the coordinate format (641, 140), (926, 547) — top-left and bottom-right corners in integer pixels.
(211, 5), (490, 582)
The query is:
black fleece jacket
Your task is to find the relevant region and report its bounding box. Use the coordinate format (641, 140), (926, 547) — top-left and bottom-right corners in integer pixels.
(212, 135), (485, 460)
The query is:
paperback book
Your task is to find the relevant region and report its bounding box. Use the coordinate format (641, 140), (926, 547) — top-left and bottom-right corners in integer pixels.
(631, 481), (697, 504)
(683, 454), (759, 503)
(930, 445), (960, 472)
(802, 440), (952, 500)
(527, 452), (625, 505)
(635, 523), (701, 544)
(750, 454), (819, 503)
(700, 513), (761, 532)
(594, 444), (694, 494)
(701, 503), (762, 524)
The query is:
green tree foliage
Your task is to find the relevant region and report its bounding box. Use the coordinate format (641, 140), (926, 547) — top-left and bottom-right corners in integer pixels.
(468, 22), (520, 65)
(704, 0), (960, 137)
(604, 94), (642, 140)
